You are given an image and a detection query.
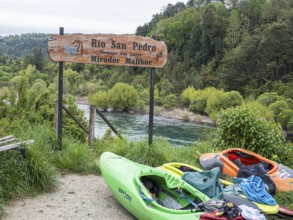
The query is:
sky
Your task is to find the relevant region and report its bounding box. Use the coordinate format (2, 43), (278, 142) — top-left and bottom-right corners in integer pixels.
(0, 0), (188, 36)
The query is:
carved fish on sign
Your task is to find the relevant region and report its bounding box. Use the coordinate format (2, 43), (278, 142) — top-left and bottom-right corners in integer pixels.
(64, 40), (83, 55)
(48, 33), (168, 68)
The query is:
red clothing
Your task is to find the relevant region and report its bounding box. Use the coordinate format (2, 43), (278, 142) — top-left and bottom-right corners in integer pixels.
(200, 210), (246, 220)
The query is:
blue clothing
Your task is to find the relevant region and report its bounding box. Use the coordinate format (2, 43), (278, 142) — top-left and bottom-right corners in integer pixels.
(233, 175), (277, 205)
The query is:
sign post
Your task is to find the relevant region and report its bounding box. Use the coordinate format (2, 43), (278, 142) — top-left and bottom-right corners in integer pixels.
(48, 32), (168, 148)
(57, 27), (64, 150)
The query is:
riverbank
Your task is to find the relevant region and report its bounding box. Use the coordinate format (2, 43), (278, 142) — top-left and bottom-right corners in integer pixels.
(75, 96), (216, 126)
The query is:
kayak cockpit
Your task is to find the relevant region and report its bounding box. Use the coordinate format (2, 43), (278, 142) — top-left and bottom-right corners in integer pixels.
(220, 148), (278, 175)
(138, 174), (205, 212)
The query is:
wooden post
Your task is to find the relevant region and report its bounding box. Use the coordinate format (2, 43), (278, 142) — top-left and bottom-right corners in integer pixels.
(57, 27), (64, 150)
(54, 100), (58, 132)
(148, 36), (157, 146)
(88, 105), (96, 147)
(148, 67), (155, 145)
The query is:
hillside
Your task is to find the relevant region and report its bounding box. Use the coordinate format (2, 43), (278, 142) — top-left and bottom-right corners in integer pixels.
(0, 0), (292, 99)
(0, 33), (49, 58)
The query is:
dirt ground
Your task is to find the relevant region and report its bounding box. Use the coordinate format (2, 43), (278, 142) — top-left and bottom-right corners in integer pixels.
(4, 174), (136, 220)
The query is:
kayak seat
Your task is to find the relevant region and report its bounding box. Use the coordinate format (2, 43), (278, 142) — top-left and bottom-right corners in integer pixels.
(228, 152), (259, 166)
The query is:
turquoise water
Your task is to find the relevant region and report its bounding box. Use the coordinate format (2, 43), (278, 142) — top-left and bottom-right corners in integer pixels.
(78, 104), (215, 146)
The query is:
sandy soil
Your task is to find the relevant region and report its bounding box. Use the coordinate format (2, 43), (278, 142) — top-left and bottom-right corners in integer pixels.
(4, 174), (136, 220)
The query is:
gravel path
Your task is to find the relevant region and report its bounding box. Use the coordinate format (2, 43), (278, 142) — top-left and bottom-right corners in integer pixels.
(4, 174), (136, 220)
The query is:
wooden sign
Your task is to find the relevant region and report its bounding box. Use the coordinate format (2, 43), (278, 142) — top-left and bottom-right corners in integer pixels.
(48, 34), (168, 68)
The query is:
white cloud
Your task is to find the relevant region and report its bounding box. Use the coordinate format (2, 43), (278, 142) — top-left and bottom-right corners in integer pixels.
(1, 0), (188, 35)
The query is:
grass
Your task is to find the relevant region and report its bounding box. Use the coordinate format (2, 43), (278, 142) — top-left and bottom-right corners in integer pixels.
(53, 138), (100, 174)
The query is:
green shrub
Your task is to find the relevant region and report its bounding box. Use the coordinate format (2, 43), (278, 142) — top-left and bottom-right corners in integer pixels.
(215, 106), (284, 157)
(136, 100), (146, 113)
(288, 116), (293, 132)
(137, 89), (149, 105)
(220, 91), (243, 109)
(204, 87), (225, 116)
(163, 94), (178, 110)
(245, 101), (274, 122)
(286, 98), (293, 109)
(256, 92), (284, 106)
(108, 83), (139, 111)
(88, 91), (108, 110)
(279, 109), (293, 130)
(268, 100), (290, 122)
(181, 86), (197, 106)
(189, 97), (207, 114)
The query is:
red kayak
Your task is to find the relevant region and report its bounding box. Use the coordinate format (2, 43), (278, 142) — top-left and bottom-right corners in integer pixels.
(199, 148), (293, 192)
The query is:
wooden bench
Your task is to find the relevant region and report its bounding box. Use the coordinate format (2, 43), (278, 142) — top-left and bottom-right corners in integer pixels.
(0, 135), (34, 153)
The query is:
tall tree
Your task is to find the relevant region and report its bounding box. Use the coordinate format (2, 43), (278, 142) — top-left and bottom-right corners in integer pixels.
(257, 22), (293, 83)
(224, 9), (241, 48)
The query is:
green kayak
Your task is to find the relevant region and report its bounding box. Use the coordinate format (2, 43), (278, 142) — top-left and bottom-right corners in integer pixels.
(100, 152), (210, 220)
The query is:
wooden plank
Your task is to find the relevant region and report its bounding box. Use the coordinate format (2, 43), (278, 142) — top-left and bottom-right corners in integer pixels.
(48, 34), (168, 68)
(0, 140), (34, 152)
(0, 138), (18, 146)
(88, 105), (96, 147)
(0, 135), (14, 142)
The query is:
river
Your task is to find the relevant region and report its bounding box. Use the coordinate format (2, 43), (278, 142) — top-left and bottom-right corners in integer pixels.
(78, 104), (215, 146)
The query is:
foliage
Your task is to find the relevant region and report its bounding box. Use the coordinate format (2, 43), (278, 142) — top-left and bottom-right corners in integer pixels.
(88, 91), (109, 110)
(186, 87), (245, 118)
(288, 117), (293, 132)
(94, 137), (203, 168)
(62, 95), (88, 142)
(24, 147), (58, 193)
(181, 86), (197, 106)
(274, 191), (293, 210)
(0, 69), (88, 140)
(245, 101), (274, 122)
(53, 138), (99, 174)
(189, 97), (207, 115)
(219, 91), (243, 109)
(215, 106), (285, 157)
(64, 69), (83, 94)
(203, 87), (225, 117)
(268, 100), (291, 124)
(256, 92), (284, 107)
(107, 83), (139, 111)
(0, 1), (293, 99)
(278, 109), (293, 131)
(163, 94), (178, 110)
(0, 151), (30, 202)
(0, 33), (49, 58)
